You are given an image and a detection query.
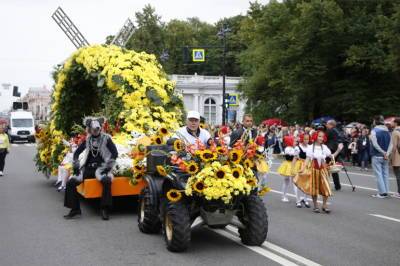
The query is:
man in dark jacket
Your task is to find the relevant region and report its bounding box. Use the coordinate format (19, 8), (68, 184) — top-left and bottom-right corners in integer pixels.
(64, 118), (118, 220)
(326, 120), (344, 190)
(230, 114), (257, 147)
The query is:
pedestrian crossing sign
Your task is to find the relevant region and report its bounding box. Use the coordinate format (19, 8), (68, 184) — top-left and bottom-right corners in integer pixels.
(228, 94), (239, 106)
(192, 49), (205, 62)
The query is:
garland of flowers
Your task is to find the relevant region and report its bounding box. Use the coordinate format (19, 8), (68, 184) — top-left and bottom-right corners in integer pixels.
(36, 45), (183, 175)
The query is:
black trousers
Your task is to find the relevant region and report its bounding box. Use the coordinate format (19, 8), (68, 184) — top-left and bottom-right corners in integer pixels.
(0, 151), (6, 171)
(326, 156), (341, 190)
(64, 167), (112, 210)
(393, 166), (400, 194)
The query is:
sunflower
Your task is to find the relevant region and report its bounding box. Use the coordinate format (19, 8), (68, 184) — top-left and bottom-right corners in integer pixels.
(152, 135), (164, 145)
(258, 186), (271, 196)
(173, 139), (184, 152)
(193, 180), (206, 193)
(244, 158), (255, 168)
(215, 169), (227, 179)
(216, 146), (227, 155)
(133, 164), (146, 173)
(166, 189), (183, 202)
(156, 165), (168, 176)
(158, 127), (169, 137)
(186, 161), (199, 175)
(200, 149), (215, 162)
(247, 177), (258, 187)
(134, 172), (144, 181)
(229, 149), (243, 164)
(231, 167), (243, 178)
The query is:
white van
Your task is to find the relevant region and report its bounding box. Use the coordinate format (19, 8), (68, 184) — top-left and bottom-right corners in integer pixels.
(9, 111), (35, 143)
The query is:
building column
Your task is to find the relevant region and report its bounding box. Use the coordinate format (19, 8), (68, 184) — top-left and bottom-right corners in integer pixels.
(194, 94), (199, 113)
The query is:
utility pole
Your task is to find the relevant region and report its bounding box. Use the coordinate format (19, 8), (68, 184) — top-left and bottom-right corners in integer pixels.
(218, 23), (230, 125)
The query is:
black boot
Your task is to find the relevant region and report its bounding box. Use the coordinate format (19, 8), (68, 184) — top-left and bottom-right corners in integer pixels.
(64, 209), (81, 219)
(101, 208), (109, 221)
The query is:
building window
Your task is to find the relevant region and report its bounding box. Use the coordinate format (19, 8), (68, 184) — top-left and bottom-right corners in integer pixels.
(204, 97), (217, 125)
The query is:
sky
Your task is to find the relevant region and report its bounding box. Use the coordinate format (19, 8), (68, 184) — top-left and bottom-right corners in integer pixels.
(0, 0), (268, 111)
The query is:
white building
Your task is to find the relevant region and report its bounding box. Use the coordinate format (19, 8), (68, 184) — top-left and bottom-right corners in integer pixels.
(22, 86), (51, 123)
(170, 74), (246, 125)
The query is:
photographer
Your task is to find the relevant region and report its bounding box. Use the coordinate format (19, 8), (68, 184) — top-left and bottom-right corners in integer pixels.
(326, 120), (344, 191)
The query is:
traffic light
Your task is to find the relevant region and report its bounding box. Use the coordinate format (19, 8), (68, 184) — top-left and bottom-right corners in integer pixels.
(224, 93), (230, 109)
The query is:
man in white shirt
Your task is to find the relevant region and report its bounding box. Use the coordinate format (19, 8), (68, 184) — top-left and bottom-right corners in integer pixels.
(174, 111), (211, 146)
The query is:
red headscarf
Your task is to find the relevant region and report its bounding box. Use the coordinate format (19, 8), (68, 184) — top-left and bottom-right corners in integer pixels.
(311, 130), (327, 143)
(283, 135), (295, 147)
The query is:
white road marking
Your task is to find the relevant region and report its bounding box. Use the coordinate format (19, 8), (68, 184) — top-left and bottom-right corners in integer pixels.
(269, 189), (330, 205)
(225, 225), (322, 266)
(213, 228), (300, 266)
(369, 214), (400, 223)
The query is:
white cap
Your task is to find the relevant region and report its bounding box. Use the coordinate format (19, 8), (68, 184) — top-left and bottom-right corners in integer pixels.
(187, 110), (200, 120)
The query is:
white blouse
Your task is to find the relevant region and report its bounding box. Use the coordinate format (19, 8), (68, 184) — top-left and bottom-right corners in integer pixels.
(306, 144), (332, 166)
(284, 146), (300, 156)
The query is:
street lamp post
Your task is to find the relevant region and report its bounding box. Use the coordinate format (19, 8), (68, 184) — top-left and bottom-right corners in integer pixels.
(218, 24), (230, 125)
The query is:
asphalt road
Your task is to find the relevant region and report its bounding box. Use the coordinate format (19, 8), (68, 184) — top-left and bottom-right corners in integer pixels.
(0, 144), (399, 266)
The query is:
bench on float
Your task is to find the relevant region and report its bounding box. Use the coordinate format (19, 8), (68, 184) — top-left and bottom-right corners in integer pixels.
(77, 177), (146, 198)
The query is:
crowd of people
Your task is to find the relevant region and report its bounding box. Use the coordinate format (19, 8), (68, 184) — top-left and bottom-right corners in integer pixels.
(212, 114), (400, 202)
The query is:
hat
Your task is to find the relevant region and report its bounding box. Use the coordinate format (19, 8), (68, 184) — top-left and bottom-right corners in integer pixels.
(187, 110), (200, 120)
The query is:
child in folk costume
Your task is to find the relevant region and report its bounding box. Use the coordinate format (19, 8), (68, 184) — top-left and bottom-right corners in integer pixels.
(298, 131), (343, 213)
(292, 133), (311, 208)
(277, 136), (298, 203)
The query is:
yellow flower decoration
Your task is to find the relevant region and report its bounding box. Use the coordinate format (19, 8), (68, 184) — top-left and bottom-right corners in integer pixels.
(193, 180), (206, 193)
(247, 177), (258, 187)
(186, 161), (199, 175)
(200, 149), (215, 162)
(231, 167), (243, 178)
(158, 127), (169, 137)
(244, 158), (255, 169)
(133, 164), (146, 173)
(229, 149), (243, 164)
(152, 135), (164, 145)
(215, 169), (226, 179)
(156, 165), (168, 177)
(166, 189), (182, 202)
(173, 139), (184, 152)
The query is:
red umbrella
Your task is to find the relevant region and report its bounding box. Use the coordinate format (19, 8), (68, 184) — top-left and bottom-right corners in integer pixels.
(262, 118), (287, 127)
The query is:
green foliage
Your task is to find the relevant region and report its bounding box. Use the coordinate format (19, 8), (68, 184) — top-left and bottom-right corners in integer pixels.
(239, 0), (400, 124)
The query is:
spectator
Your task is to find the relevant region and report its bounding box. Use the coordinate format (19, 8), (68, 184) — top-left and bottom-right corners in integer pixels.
(357, 128), (370, 171)
(348, 137), (358, 166)
(0, 124), (10, 176)
(370, 115), (392, 198)
(229, 114), (257, 147)
(326, 120), (344, 191)
(390, 118), (400, 198)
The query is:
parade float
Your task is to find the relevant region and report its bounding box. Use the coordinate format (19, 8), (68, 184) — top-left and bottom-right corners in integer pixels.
(35, 44), (184, 198)
(35, 44), (270, 252)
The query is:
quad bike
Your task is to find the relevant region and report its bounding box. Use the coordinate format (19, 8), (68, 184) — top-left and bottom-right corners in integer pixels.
(138, 144), (268, 252)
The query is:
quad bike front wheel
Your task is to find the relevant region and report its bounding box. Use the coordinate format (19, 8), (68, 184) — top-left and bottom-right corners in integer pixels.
(238, 194), (268, 246)
(138, 187), (161, 234)
(163, 200), (191, 252)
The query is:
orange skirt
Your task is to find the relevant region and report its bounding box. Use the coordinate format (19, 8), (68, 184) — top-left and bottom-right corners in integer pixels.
(294, 167), (332, 197)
